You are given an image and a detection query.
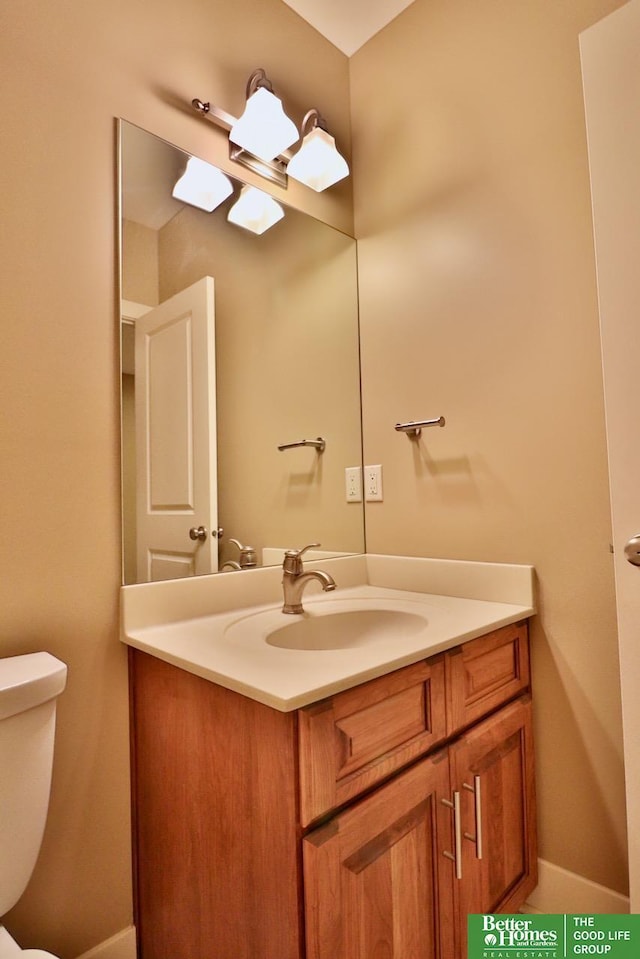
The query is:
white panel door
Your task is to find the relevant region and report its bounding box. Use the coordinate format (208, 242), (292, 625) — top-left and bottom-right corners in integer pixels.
(581, 0), (640, 910)
(135, 276), (218, 582)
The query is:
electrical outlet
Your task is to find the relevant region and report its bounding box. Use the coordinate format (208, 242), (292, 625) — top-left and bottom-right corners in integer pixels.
(365, 464), (383, 502)
(345, 466), (362, 502)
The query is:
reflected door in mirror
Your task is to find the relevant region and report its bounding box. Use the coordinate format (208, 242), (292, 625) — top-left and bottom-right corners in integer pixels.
(134, 277), (218, 582)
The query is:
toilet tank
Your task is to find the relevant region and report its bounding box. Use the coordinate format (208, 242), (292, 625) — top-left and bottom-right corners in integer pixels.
(0, 653), (67, 916)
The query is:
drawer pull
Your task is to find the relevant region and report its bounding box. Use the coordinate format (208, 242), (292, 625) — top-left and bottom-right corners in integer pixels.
(463, 775), (483, 860)
(441, 791), (462, 879)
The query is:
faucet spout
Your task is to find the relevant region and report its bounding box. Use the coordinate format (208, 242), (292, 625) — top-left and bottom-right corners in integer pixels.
(282, 569), (336, 614)
(281, 544), (336, 614)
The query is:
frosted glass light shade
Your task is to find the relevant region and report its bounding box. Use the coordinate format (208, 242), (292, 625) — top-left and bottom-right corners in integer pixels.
(287, 127), (349, 192)
(229, 87), (299, 162)
(227, 185), (284, 235)
(172, 157), (233, 212)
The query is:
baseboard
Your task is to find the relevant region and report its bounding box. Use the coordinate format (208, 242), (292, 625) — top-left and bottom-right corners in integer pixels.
(75, 927), (137, 959)
(69, 862), (628, 955)
(522, 859), (630, 914)
(68, 867), (627, 956)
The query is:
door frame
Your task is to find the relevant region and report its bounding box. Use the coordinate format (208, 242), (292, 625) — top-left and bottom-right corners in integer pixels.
(581, 0), (640, 910)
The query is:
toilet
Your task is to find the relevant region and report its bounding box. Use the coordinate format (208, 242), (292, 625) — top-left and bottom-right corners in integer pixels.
(0, 652), (67, 959)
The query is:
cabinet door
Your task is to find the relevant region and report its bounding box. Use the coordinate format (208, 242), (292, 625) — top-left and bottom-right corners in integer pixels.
(303, 749), (457, 959)
(449, 695), (537, 951)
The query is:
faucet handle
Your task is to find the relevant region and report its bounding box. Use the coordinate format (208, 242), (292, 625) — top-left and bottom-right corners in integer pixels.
(283, 542), (320, 574)
(287, 542), (321, 560)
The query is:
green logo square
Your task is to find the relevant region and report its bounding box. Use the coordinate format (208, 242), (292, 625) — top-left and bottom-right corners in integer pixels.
(468, 914), (563, 958)
(468, 915), (640, 959)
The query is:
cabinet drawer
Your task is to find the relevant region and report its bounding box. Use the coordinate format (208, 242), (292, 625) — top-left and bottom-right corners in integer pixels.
(298, 656), (446, 826)
(446, 621), (529, 735)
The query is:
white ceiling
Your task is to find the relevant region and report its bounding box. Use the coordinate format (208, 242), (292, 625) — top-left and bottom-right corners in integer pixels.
(121, 122), (187, 230)
(280, 0), (416, 56)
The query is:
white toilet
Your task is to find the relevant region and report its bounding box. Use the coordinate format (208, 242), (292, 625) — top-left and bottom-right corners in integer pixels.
(0, 652), (67, 959)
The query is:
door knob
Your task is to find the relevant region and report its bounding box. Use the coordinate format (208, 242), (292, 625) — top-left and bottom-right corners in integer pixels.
(189, 526), (208, 542)
(624, 534), (640, 566)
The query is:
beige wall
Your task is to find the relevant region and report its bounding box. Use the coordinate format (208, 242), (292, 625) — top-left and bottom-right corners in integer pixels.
(351, 0), (629, 894)
(122, 220), (159, 307)
(158, 204), (362, 567)
(0, 2), (350, 957)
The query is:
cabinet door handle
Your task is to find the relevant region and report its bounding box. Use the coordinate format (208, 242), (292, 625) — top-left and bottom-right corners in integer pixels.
(441, 791), (462, 880)
(463, 775), (483, 860)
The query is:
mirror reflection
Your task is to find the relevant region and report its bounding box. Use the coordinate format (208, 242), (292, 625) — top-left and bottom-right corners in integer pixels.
(120, 121), (364, 585)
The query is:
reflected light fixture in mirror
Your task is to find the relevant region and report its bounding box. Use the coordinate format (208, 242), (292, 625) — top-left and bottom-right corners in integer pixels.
(192, 68), (349, 193)
(227, 185), (285, 235)
(172, 157), (233, 212)
(229, 68), (299, 162)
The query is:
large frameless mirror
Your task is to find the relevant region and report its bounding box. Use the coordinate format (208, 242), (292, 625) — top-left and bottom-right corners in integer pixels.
(119, 120), (364, 584)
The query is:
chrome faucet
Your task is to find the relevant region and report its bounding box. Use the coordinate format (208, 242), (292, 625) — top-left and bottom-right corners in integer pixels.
(228, 538), (257, 568)
(220, 538), (257, 572)
(281, 543), (336, 614)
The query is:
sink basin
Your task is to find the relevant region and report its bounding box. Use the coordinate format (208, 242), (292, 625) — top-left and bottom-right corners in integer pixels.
(266, 608), (428, 650)
(223, 596), (434, 652)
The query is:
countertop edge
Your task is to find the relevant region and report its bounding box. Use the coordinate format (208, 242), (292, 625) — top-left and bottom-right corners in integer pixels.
(125, 602), (534, 712)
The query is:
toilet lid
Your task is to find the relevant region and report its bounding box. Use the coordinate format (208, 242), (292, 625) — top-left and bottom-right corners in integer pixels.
(0, 927), (58, 959)
(0, 937), (57, 959)
(0, 928), (19, 959)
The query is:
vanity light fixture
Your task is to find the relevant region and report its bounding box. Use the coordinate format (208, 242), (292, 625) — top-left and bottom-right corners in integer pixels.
(227, 185), (285, 235)
(286, 109), (349, 192)
(229, 69), (299, 162)
(192, 70), (349, 193)
(172, 157), (233, 212)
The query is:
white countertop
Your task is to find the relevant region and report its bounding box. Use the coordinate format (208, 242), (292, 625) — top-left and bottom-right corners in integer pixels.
(121, 554), (535, 711)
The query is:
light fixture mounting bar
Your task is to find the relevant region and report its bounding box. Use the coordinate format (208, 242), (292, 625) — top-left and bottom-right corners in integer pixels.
(192, 97), (289, 188)
(192, 98), (236, 130)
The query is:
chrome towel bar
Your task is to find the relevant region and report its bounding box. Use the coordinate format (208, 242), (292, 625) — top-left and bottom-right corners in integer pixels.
(395, 417), (445, 438)
(278, 437), (326, 453)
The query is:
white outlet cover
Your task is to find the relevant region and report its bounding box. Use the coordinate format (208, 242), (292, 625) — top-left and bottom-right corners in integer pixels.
(365, 464), (383, 502)
(345, 466), (362, 502)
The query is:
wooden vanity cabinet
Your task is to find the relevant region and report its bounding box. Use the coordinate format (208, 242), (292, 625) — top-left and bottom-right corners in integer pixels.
(130, 656), (304, 959)
(302, 690), (536, 959)
(130, 620), (535, 959)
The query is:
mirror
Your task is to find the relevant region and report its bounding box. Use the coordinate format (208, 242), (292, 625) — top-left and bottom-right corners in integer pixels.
(119, 121), (364, 584)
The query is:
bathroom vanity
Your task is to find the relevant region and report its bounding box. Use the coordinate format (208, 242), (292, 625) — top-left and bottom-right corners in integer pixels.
(122, 555), (537, 959)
